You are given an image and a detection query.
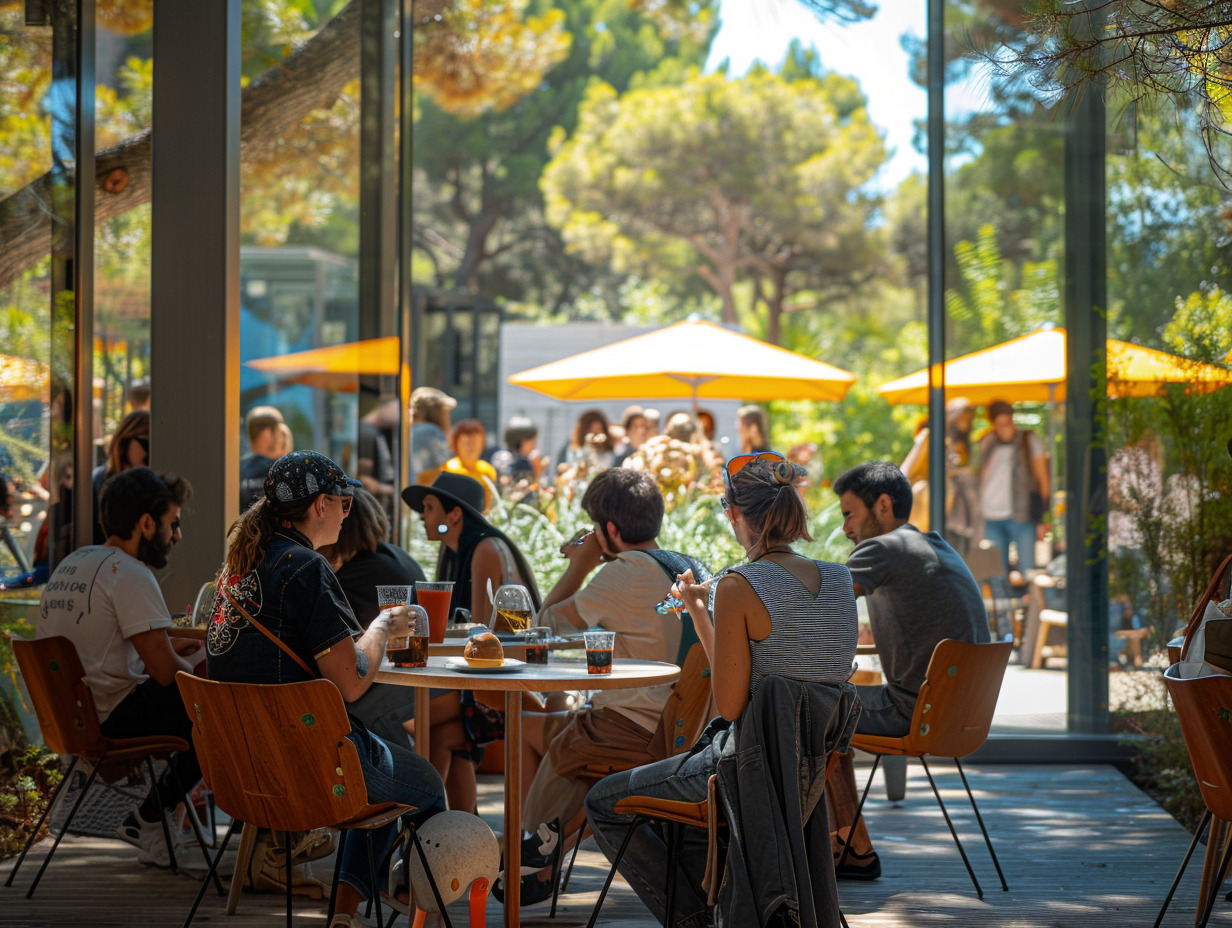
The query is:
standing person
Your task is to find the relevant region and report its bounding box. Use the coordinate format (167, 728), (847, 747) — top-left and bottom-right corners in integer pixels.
(128, 377), (151, 411)
(442, 419), (498, 511)
(736, 404), (770, 453)
(38, 467), (203, 865)
(238, 405), (284, 513)
(978, 399), (1049, 575)
(585, 454), (858, 926)
(491, 416), (546, 489)
(513, 468), (711, 905)
(559, 409), (615, 470)
(410, 387), (456, 486)
(207, 451), (447, 926)
(613, 406), (652, 466)
(827, 461), (989, 879)
(357, 399), (398, 508)
(90, 409), (150, 544)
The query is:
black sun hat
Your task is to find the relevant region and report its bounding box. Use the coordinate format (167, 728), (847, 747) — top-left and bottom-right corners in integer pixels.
(402, 472), (489, 526)
(265, 450), (361, 508)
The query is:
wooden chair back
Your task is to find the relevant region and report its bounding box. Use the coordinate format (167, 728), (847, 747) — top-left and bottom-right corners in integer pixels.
(12, 636), (109, 759)
(1163, 668), (1232, 823)
(176, 673), (372, 833)
(903, 639), (1012, 758)
(652, 642), (715, 758)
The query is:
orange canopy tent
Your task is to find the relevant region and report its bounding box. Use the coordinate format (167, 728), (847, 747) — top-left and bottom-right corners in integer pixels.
(876, 327), (1232, 406)
(508, 319), (856, 404)
(0, 355), (49, 403)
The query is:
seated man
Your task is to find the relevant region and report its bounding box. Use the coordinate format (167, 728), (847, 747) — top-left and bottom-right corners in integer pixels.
(37, 467), (204, 865)
(511, 468), (709, 905)
(829, 461), (990, 879)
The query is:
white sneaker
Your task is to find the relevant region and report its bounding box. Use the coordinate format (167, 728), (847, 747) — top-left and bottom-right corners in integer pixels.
(118, 811), (202, 870)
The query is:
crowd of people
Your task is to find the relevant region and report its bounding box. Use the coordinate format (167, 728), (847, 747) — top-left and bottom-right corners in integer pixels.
(28, 384), (1049, 927)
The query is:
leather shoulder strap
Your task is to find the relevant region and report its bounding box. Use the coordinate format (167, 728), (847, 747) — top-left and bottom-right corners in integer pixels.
(220, 583), (315, 677)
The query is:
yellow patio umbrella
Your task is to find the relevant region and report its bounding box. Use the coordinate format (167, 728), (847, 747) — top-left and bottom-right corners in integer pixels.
(876, 327), (1232, 406)
(508, 319), (856, 404)
(246, 336), (402, 391)
(0, 354), (50, 403)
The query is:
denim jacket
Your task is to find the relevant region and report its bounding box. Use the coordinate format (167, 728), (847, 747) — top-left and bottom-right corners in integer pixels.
(715, 676), (860, 928)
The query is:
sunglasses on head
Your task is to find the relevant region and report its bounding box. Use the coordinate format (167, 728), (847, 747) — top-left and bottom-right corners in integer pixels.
(722, 451), (786, 506)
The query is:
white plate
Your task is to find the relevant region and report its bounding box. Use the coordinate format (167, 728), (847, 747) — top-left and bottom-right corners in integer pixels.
(444, 657), (526, 674)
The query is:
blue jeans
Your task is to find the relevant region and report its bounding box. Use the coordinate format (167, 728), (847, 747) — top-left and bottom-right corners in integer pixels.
(853, 684), (911, 737)
(982, 519), (1036, 574)
(585, 741), (724, 928)
(340, 725), (447, 902)
(347, 683), (449, 750)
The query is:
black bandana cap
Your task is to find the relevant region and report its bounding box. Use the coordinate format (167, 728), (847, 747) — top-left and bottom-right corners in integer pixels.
(264, 450), (361, 507)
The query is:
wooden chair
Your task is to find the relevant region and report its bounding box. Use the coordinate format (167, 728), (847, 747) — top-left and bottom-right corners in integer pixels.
(552, 641), (715, 915)
(838, 638), (1013, 898)
(4, 636), (216, 899)
(1154, 668), (1232, 928)
(1028, 576), (1068, 669)
(175, 673), (452, 928)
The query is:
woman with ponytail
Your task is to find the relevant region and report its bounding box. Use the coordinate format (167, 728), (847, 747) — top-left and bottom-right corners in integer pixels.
(206, 451), (446, 927)
(585, 451), (858, 927)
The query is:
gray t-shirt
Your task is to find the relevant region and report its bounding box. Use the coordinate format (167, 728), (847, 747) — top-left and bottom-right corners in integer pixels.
(846, 524), (990, 720)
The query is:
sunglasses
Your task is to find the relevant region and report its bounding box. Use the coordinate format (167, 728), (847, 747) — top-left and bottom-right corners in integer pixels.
(722, 451), (786, 506)
(326, 494), (353, 515)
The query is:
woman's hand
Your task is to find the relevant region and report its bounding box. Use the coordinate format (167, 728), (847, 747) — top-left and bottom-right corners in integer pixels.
(671, 569), (711, 625)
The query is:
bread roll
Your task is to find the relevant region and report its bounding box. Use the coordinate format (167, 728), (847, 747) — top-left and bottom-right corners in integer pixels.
(464, 632), (505, 668)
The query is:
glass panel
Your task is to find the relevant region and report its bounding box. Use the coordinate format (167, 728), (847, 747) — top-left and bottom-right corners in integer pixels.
(941, 0), (1069, 731)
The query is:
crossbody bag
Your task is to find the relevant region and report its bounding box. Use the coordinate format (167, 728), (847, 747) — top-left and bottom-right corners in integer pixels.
(219, 583), (315, 678)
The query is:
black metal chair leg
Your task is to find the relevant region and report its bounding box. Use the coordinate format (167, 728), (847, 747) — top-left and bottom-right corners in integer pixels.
(327, 828), (349, 925)
(146, 757), (179, 875)
(168, 765), (225, 895)
(1197, 824), (1232, 928)
(553, 818), (586, 918)
(545, 818), (570, 919)
(409, 823), (454, 928)
(366, 830), (386, 928)
(835, 753), (881, 871)
(5, 755), (78, 888)
(586, 815), (644, 928)
(182, 817), (239, 928)
(954, 758), (1008, 891)
(26, 758), (102, 899)
(1154, 809), (1210, 928)
(283, 831), (294, 928)
(920, 757), (983, 898)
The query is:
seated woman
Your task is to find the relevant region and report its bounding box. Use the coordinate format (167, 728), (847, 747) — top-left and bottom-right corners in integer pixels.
(403, 473), (557, 813)
(585, 453), (858, 927)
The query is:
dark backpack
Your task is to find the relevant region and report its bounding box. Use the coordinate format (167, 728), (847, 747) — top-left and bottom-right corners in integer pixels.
(643, 548), (713, 667)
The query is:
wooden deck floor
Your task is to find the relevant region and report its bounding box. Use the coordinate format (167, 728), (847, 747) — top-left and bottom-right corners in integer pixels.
(0, 763), (1225, 927)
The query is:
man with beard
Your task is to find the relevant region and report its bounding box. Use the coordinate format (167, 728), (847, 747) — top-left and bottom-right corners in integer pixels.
(37, 466), (204, 865)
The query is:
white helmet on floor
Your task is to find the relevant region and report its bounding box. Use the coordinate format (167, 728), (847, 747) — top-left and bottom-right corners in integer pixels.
(406, 811), (499, 911)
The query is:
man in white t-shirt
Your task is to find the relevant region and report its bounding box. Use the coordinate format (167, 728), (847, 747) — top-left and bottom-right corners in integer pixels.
(509, 469), (689, 906)
(37, 467), (203, 865)
(978, 399), (1050, 574)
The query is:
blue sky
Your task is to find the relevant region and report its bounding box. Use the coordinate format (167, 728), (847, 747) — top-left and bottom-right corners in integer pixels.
(707, 0), (928, 189)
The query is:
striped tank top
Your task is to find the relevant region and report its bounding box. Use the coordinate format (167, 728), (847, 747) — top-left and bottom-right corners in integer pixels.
(731, 559), (859, 695)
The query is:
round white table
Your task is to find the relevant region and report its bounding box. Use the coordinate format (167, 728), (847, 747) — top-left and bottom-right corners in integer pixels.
(376, 656), (680, 926)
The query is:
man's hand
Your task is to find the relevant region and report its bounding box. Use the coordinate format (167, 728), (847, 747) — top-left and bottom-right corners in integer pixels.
(561, 530), (605, 569)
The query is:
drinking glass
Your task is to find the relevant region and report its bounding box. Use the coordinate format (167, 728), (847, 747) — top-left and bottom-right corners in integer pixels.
(492, 584), (534, 633)
(522, 626), (551, 665)
(583, 629), (616, 675)
(386, 605), (430, 668)
(415, 581), (455, 643)
(376, 585), (413, 609)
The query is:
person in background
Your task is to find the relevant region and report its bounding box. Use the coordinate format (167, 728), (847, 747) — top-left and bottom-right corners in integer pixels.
(91, 409), (150, 544)
(491, 416), (546, 488)
(613, 406), (652, 466)
(274, 422), (294, 457)
(208, 451), (447, 926)
(736, 404), (770, 453)
(357, 398), (398, 509)
(410, 387), (456, 486)
(559, 409), (616, 470)
(443, 419), (498, 512)
(39, 467), (203, 866)
(128, 377), (151, 411)
(643, 407), (661, 437)
(238, 405), (284, 514)
(978, 398), (1049, 575)
(696, 408), (717, 442)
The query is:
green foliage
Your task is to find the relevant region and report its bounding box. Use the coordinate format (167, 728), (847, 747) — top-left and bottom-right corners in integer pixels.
(0, 745), (63, 862)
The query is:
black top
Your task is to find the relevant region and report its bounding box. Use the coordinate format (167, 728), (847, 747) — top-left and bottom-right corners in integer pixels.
(335, 541), (427, 627)
(238, 453), (276, 513)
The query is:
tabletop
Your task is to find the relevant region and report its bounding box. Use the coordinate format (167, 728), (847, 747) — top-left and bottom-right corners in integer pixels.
(376, 656), (679, 692)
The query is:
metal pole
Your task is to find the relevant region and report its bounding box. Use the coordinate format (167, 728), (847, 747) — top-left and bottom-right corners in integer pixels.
(926, 0), (947, 534)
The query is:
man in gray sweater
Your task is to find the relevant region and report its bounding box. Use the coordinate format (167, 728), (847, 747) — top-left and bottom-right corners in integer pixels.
(827, 461), (990, 880)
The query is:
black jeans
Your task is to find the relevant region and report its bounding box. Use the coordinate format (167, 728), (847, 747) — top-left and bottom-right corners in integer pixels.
(100, 677), (201, 819)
